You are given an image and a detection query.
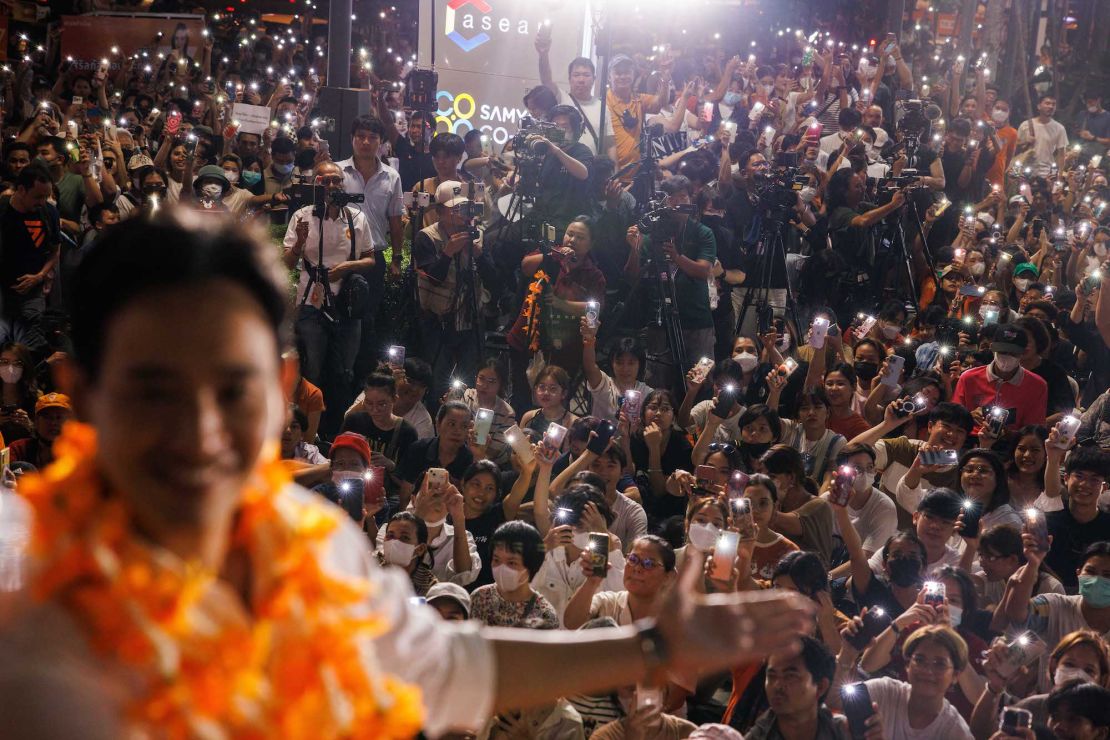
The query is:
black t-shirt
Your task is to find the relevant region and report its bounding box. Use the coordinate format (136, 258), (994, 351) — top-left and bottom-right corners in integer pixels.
(394, 135), (435, 192)
(725, 189), (788, 289)
(1028, 360), (1075, 417)
(340, 412), (418, 464)
(535, 141), (594, 225)
(1045, 507), (1110, 591)
(631, 432), (694, 523)
(0, 200), (60, 292)
(397, 436), (475, 488)
(465, 505), (507, 590)
(852, 573), (909, 621)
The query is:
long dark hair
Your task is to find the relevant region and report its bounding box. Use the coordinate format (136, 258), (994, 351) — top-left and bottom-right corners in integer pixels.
(958, 448), (1011, 513)
(0, 342), (40, 404)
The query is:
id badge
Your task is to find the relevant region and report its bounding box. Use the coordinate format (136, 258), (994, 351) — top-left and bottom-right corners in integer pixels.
(308, 282), (325, 309)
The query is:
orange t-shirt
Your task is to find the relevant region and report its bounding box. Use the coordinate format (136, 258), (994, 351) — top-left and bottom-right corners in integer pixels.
(987, 124), (1017, 186)
(291, 378), (325, 414)
(606, 90), (661, 182)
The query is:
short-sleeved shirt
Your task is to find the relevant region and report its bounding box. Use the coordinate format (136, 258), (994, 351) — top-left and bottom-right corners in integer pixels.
(283, 205), (374, 301)
(335, 157), (405, 252)
(468, 585), (559, 629)
(644, 221), (717, 330)
(952, 364), (1048, 432)
(340, 412), (418, 464)
(1024, 593), (1109, 692)
(1016, 118), (1068, 177)
(608, 492), (648, 554)
(291, 377), (325, 415)
(865, 676), (973, 739)
(823, 486), (899, 556)
(54, 171), (86, 223)
(396, 437), (474, 488)
(605, 90), (661, 180)
(1045, 507), (1110, 591)
(0, 200), (60, 290)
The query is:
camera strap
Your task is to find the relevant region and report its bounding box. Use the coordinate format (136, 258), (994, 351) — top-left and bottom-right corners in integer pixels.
(569, 94), (599, 152)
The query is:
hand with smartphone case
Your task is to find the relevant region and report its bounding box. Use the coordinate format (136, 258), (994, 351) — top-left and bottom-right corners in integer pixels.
(586, 421), (616, 455)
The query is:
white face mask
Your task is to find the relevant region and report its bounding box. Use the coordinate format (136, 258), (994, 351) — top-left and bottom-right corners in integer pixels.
(991, 109), (1009, 124)
(200, 183), (223, 200)
(1094, 242), (1108, 258)
(0, 365), (22, 385)
(492, 564), (529, 593)
(382, 539), (417, 567)
(733, 351), (759, 373)
(223, 169), (239, 185)
(969, 262), (985, 277)
(1013, 278), (1032, 292)
(687, 522), (720, 552)
(993, 353), (1021, 373)
(1054, 665), (1094, 688)
(1088, 105), (1101, 114)
(762, 84), (774, 96)
(858, 65), (876, 80)
(947, 604), (963, 628)
(572, 530), (591, 550)
(852, 472), (870, 494)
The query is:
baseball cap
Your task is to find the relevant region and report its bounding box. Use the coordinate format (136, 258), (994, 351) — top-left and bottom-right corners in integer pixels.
(1008, 194), (1027, 206)
(425, 582), (471, 618)
(991, 323), (1028, 355)
(1013, 262), (1039, 278)
(36, 392), (72, 414)
(434, 180), (470, 209)
(917, 488), (962, 520)
(608, 53), (635, 71)
(127, 153), (155, 171)
(329, 432), (372, 465)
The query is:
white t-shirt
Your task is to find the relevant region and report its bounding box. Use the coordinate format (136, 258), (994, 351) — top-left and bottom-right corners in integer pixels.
(556, 86), (606, 156)
(823, 486), (898, 555)
(1016, 118), (1068, 177)
(608, 492), (648, 554)
(868, 541), (961, 579)
(686, 399), (747, 443)
(532, 545), (626, 626)
(865, 676), (973, 740)
(587, 373), (652, 424)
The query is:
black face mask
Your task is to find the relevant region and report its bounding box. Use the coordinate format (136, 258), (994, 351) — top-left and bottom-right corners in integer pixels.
(888, 556), (923, 588)
(742, 441), (772, 459)
(853, 361), (880, 383)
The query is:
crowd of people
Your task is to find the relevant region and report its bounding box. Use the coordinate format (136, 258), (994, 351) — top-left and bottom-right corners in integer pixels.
(1, 2), (1109, 739)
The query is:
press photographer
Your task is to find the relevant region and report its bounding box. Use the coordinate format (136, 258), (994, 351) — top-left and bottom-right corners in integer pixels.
(513, 105), (594, 231)
(282, 161), (374, 432)
(413, 180), (498, 403)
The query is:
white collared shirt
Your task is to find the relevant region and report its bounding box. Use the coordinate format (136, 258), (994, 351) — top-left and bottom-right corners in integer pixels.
(335, 157), (404, 251)
(284, 204), (374, 300)
(375, 518), (482, 586)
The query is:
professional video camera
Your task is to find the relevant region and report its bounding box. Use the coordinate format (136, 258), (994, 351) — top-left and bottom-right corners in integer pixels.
(752, 153), (809, 222)
(309, 187), (365, 218)
(637, 193), (696, 243)
(898, 99), (942, 136)
(511, 117), (566, 156)
(404, 68), (439, 114)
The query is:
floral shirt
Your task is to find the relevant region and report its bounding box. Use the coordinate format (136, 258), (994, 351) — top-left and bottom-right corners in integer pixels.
(469, 585), (559, 630)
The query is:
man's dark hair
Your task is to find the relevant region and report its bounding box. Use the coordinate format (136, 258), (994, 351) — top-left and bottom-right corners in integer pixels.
(435, 400), (471, 424)
(928, 401), (974, 433)
(772, 551), (829, 597)
(1016, 316), (1050, 354)
(549, 104), (584, 139)
(523, 85), (558, 116)
(825, 168), (856, 211)
(4, 141), (33, 160)
(402, 357), (433, 388)
(71, 213), (289, 382)
(490, 521), (546, 579)
(290, 405), (309, 431)
(429, 132), (465, 158)
(88, 202), (119, 226)
(363, 371), (396, 395)
(271, 136), (296, 156)
(979, 525), (1026, 563)
(948, 117), (972, 137)
(737, 404), (783, 442)
(1038, 94), (1056, 105)
(554, 482), (615, 526)
(917, 487), (962, 520)
(779, 635), (837, 702)
(797, 387), (831, 411)
(1064, 447), (1110, 480)
(1046, 682), (1110, 728)
(659, 175), (693, 198)
(1081, 541), (1110, 566)
(567, 57), (596, 77)
(15, 163), (52, 190)
(881, 529), (928, 563)
(1023, 300), (1059, 322)
(350, 115), (385, 139)
(837, 107), (862, 130)
(836, 442), (877, 466)
(39, 137), (67, 158)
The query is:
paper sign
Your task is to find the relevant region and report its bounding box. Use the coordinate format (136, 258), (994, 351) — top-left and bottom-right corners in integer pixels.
(232, 103), (272, 135)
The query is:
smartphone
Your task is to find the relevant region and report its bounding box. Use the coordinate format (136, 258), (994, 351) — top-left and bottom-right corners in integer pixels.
(959, 284), (987, 297)
(403, 191), (414, 208)
(587, 532), (609, 577)
(417, 191), (431, 208)
(584, 299), (600, 329)
(779, 357), (799, 376)
(856, 314), (877, 338)
(711, 530), (739, 580)
(880, 354), (905, 387)
(923, 580), (946, 608)
(692, 356), (715, 384)
(387, 345), (405, 366)
(730, 497), (757, 541)
(72, 95), (83, 106)
(716, 472), (745, 502)
(588, 420), (616, 454)
(635, 685), (664, 711)
(695, 465), (719, 491)
(750, 101), (765, 118)
(447, 379), (466, 401)
(982, 308), (1000, 325)
(920, 448), (959, 467)
(722, 120), (738, 137)
(474, 408), (494, 445)
(986, 405), (1009, 436)
(622, 389), (643, 424)
(542, 223), (556, 242)
(1022, 508), (1050, 552)
(554, 507), (576, 524)
(504, 425), (535, 464)
(960, 499), (983, 539)
(426, 467), (448, 490)
(338, 475), (365, 501)
(828, 465), (857, 507)
(846, 607), (892, 650)
(841, 683), (876, 739)
(810, 316), (830, 348)
(165, 110), (182, 136)
(999, 707), (1033, 737)
(1031, 218), (1044, 240)
(713, 386), (738, 418)
(1082, 270), (1102, 294)
(543, 422), (568, 451)
(1054, 415), (1081, 448)
(998, 631), (1048, 678)
(701, 101), (714, 122)
(806, 122), (823, 141)
(365, 466), (385, 507)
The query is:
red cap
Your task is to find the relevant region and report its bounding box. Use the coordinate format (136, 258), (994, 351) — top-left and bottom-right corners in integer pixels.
(330, 432), (372, 465)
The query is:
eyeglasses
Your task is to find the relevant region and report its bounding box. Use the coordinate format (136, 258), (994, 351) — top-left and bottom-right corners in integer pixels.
(0, 360), (23, 368)
(708, 442), (737, 454)
(909, 655), (953, 672)
(978, 551), (1008, 563)
(318, 176), (344, 185)
(962, 465), (994, 475)
(626, 553), (661, 570)
(645, 404), (674, 413)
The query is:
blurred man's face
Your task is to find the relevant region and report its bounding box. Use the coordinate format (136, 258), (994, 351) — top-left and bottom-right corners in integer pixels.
(1038, 97), (1057, 117)
(6, 150), (30, 176)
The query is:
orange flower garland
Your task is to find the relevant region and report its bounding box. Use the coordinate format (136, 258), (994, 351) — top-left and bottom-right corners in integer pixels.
(520, 269), (551, 352)
(18, 422), (424, 739)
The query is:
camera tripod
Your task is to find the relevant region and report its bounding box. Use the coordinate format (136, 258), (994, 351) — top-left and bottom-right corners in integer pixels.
(734, 209), (802, 343)
(872, 190), (935, 314)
